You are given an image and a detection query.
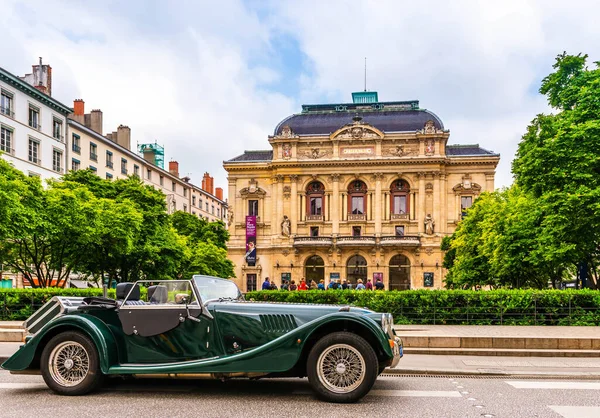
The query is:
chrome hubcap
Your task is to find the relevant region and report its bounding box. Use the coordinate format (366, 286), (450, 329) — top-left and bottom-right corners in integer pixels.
(317, 343), (366, 393)
(48, 341), (89, 387)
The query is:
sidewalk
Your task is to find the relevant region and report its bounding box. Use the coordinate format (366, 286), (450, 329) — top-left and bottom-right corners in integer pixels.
(388, 354), (600, 377)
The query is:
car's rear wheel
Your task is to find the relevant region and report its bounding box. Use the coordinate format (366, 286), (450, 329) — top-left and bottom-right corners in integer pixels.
(307, 332), (378, 403)
(41, 331), (104, 395)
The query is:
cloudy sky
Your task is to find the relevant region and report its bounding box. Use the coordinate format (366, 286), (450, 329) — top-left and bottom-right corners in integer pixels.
(1, 0), (597, 191)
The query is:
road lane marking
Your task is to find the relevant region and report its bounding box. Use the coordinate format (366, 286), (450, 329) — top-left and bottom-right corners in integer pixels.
(506, 381), (600, 390)
(369, 390), (462, 397)
(0, 383), (47, 390)
(549, 406), (600, 418)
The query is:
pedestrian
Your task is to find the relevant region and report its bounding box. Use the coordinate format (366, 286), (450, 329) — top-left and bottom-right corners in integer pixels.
(262, 277), (271, 290)
(281, 280), (289, 291)
(375, 278), (385, 290)
(299, 279), (308, 291)
(310, 280), (318, 290)
(289, 280), (297, 291)
(356, 279), (365, 290)
(341, 279), (349, 290)
(318, 279), (325, 290)
(366, 278), (373, 290)
(270, 280), (278, 290)
(327, 281), (335, 290)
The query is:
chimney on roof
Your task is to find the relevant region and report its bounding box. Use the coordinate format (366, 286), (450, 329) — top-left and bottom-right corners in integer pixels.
(19, 57), (53, 96)
(169, 160), (179, 178)
(215, 187), (223, 201)
(73, 99), (85, 116)
(89, 109), (103, 134)
(116, 125), (131, 150)
(202, 172), (214, 195)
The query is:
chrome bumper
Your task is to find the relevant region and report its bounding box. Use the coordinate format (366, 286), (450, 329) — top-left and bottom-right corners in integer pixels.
(388, 337), (402, 369)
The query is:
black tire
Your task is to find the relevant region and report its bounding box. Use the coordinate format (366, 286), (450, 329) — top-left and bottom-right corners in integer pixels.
(307, 331), (378, 403)
(41, 331), (104, 396)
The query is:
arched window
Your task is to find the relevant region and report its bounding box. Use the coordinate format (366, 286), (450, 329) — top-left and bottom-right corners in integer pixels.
(390, 179), (410, 219)
(305, 255), (325, 282)
(347, 180), (367, 217)
(306, 181), (325, 218)
(346, 254), (367, 285)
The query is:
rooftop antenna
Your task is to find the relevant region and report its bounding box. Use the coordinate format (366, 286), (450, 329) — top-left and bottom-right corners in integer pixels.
(364, 57), (367, 92)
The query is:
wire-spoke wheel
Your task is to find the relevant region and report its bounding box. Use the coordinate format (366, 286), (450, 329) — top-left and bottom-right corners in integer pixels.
(317, 344), (366, 393)
(307, 332), (378, 403)
(41, 331), (103, 396)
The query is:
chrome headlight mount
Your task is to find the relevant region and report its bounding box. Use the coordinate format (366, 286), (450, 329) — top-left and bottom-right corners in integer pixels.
(381, 313), (394, 337)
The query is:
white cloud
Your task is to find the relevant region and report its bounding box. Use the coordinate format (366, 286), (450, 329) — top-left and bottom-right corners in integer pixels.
(1, 0), (598, 192)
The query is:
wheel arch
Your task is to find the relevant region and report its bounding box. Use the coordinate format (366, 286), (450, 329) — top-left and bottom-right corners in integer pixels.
(294, 317), (392, 376)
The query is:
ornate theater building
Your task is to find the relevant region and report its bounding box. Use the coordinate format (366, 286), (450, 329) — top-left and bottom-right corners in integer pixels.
(223, 92), (499, 291)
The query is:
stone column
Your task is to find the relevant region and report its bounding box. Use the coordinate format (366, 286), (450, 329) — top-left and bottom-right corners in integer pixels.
(418, 172), (425, 233)
(271, 176), (278, 235)
(342, 193), (347, 222)
(374, 173), (382, 236)
(366, 193), (372, 221)
(440, 174), (447, 234)
(331, 174), (340, 235)
(276, 175), (283, 232)
(485, 172), (495, 192)
(433, 172), (441, 235)
(290, 175), (298, 234)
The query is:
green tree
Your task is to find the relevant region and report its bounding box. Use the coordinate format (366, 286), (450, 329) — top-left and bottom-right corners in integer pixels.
(171, 211), (229, 249)
(512, 52), (600, 288)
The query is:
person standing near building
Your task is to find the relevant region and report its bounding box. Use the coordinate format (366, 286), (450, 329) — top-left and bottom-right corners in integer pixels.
(262, 277), (271, 290)
(366, 278), (373, 290)
(299, 279), (308, 291)
(318, 280), (325, 290)
(289, 280), (297, 291)
(375, 278), (385, 290)
(356, 279), (365, 290)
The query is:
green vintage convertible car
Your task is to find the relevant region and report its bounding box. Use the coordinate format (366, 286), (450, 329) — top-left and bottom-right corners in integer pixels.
(1, 275), (402, 403)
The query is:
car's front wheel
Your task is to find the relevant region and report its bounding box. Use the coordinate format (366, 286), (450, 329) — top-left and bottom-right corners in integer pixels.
(41, 331), (104, 396)
(307, 331), (378, 403)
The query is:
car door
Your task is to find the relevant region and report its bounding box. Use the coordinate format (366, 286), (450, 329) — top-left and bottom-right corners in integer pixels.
(117, 281), (222, 363)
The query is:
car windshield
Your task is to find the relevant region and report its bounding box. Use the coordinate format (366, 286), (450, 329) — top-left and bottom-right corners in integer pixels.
(193, 275), (243, 302)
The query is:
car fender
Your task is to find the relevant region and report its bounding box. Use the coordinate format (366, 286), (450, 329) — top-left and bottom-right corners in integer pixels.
(1, 314), (119, 374)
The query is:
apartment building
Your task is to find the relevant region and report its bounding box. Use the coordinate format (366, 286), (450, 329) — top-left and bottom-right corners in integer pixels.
(67, 100), (226, 222)
(0, 60), (70, 180)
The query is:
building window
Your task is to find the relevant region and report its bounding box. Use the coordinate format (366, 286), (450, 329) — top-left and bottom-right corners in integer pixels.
(28, 138), (40, 164)
(307, 181), (324, 216)
(391, 179), (410, 217)
(246, 274), (257, 292)
(1, 90), (13, 117)
(172, 181), (176, 192)
(106, 173), (113, 180)
(199, 198), (203, 209)
(348, 180), (367, 215)
(106, 151), (113, 168)
(89, 166), (97, 172)
(72, 134), (81, 154)
(248, 199), (258, 217)
(206, 202), (209, 211)
(146, 168), (151, 180)
(310, 226), (319, 237)
(90, 143), (98, 161)
(217, 208), (220, 217)
(72, 158), (80, 171)
(192, 195), (196, 206)
(0, 126), (13, 154)
(28, 171), (40, 178)
(183, 188), (187, 197)
(211, 205), (215, 214)
(192, 210), (196, 215)
(28, 105), (40, 129)
(352, 226), (361, 237)
(134, 164), (140, 177)
(159, 175), (164, 186)
(53, 119), (63, 141)
(461, 196), (473, 218)
(121, 158), (127, 175)
(52, 149), (62, 173)
(395, 226), (405, 237)
(183, 204), (187, 212)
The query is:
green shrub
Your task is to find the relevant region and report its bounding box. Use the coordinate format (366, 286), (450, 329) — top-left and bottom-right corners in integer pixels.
(245, 289), (600, 326)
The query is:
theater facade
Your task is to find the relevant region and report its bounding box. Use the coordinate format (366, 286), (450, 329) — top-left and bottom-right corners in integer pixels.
(223, 92), (499, 291)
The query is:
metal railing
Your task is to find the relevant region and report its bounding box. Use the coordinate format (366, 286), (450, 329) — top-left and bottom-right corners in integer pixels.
(90, 153), (98, 161)
(337, 236), (376, 244)
(380, 235), (420, 245)
(1, 106), (14, 118)
(106, 161), (113, 169)
(72, 144), (81, 153)
(294, 236), (333, 245)
(306, 215), (323, 221)
(347, 213), (366, 221)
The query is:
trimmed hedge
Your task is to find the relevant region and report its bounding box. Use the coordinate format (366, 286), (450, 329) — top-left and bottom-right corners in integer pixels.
(2, 288), (599, 325)
(245, 289), (600, 326)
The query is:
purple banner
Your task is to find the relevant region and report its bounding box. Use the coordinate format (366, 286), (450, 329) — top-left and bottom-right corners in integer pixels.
(245, 216), (257, 266)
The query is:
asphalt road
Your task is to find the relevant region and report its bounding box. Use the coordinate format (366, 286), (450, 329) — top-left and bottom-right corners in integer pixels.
(1, 370), (600, 418)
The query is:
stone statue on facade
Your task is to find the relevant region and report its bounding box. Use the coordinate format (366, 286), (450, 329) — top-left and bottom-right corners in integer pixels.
(281, 215), (291, 236)
(424, 213), (435, 235)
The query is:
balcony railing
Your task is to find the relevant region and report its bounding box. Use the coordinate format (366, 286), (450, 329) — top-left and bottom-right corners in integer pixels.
(380, 235), (420, 246)
(293, 236), (333, 247)
(106, 161), (113, 169)
(0, 147), (14, 155)
(72, 144), (81, 153)
(1, 106), (14, 118)
(121, 168), (128, 175)
(337, 235), (376, 245)
(54, 134), (65, 142)
(306, 214), (323, 221)
(90, 153), (98, 161)
(391, 213), (409, 220)
(29, 121), (41, 130)
(347, 213), (366, 221)
(29, 157), (40, 165)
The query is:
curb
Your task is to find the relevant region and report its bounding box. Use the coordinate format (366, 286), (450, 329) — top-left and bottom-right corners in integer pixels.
(384, 367), (600, 378)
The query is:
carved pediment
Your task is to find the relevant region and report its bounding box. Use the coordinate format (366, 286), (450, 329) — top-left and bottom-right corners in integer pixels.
(274, 125), (299, 139)
(298, 147), (332, 160)
(453, 182), (482, 193)
(330, 117), (384, 140)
